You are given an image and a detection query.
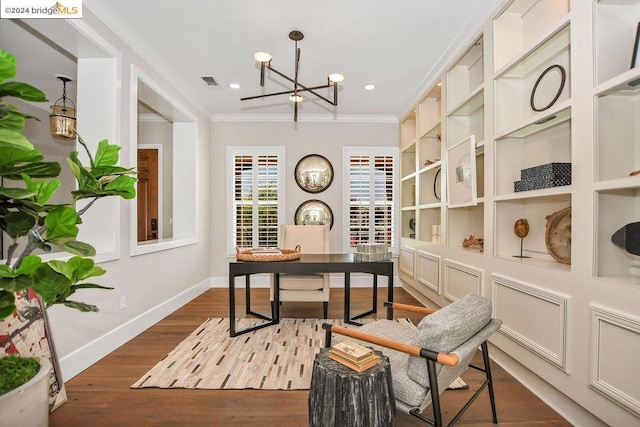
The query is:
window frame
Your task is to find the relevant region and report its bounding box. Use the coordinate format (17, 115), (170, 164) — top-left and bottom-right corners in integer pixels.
(342, 147), (399, 254)
(226, 146), (286, 256)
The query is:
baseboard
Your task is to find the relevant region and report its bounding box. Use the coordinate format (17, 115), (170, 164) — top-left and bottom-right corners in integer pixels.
(488, 343), (604, 426)
(58, 277), (211, 381)
(210, 275), (403, 288)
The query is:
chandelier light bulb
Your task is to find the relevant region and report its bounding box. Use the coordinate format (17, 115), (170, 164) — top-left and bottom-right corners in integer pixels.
(254, 52), (272, 63)
(364, 83), (376, 90)
(289, 94), (303, 103)
(328, 73), (344, 83)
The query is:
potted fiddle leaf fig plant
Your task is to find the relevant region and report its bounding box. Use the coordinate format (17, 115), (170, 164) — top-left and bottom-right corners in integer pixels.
(0, 48), (136, 423)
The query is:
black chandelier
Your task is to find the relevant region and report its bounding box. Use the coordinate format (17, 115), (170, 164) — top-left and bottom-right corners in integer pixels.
(241, 30), (344, 121)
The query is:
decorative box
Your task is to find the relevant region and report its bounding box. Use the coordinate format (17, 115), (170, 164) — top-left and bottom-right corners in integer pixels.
(354, 243), (391, 261)
(520, 162), (571, 180)
(353, 251), (391, 262)
(355, 243), (389, 253)
(514, 162), (571, 192)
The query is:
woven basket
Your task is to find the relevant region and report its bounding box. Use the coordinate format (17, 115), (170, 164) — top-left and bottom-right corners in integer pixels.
(235, 245), (301, 262)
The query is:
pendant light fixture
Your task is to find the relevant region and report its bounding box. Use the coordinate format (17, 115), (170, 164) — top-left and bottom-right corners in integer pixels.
(49, 75), (76, 139)
(241, 30), (344, 121)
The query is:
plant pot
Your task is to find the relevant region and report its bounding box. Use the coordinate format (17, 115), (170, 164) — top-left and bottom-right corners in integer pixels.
(0, 356), (51, 427)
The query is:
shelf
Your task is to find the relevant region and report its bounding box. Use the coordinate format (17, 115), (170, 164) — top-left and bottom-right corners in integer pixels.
(494, 185), (571, 202)
(418, 207), (442, 244)
(400, 113), (416, 149)
(447, 35), (484, 112)
(447, 90), (485, 148)
(417, 136), (441, 170)
(494, 0), (570, 74)
(417, 160), (442, 175)
(495, 193), (571, 270)
(595, 0), (640, 86)
(595, 77), (640, 182)
(420, 121), (441, 139)
(495, 108), (571, 196)
(418, 166), (442, 206)
(595, 187), (640, 287)
(495, 25), (570, 134)
(447, 203), (484, 251)
(417, 84), (442, 137)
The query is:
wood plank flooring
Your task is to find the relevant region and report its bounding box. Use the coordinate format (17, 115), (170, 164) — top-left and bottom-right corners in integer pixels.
(49, 287), (571, 426)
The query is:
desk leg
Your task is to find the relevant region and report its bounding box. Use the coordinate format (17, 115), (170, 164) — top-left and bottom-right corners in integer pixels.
(350, 274), (377, 323)
(245, 275), (251, 314)
(344, 272), (350, 323)
(387, 267), (394, 320)
(229, 273), (236, 337)
(274, 273), (280, 323)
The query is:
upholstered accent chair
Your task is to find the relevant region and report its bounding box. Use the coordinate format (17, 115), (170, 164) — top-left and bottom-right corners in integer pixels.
(270, 224), (330, 318)
(323, 293), (501, 426)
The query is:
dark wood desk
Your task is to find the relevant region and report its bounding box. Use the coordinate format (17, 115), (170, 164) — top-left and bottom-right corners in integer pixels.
(228, 254), (394, 337)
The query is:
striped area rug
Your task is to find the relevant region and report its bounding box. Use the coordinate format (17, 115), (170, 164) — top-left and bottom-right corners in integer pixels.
(131, 317), (467, 391)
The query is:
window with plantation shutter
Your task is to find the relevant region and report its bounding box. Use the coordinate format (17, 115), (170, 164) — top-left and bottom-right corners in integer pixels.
(343, 147), (398, 253)
(227, 147), (285, 255)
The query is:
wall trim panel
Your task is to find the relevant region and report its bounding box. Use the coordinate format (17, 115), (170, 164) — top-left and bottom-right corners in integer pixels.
(416, 250), (440, 293)
(589, 305), (640, 417)
(493, 274), (570, 371)
(443, 259), (482, 301)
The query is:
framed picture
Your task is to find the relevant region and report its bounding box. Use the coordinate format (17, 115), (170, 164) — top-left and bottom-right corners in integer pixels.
(632, 22), (640, 69)
(294, 199), (334, 229)
(446, 135), (477, 208)
(294, 154), (334, 193)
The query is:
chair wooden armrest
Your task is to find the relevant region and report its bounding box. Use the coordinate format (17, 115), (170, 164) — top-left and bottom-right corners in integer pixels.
(322, 323), (459, 367)
(383, 301), (438, 316)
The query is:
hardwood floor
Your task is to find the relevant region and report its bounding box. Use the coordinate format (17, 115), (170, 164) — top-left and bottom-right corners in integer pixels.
(49, 287), (570, 426)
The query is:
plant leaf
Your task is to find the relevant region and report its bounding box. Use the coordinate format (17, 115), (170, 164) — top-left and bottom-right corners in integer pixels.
(44, 206), (79, 239)
(23, 175), (60, 205)
(104, 175), (137, 199)
(0, 187), (36, 200)
(0, 147), (43, 167)
(31, 264), (71, 305)
(0, 290), (16, 320)
(48, 260), (74, 280)
(0, 127), (33, 151)
(61, 300), (99, 313)
(93, 139), (119, 167)
(0, 50), (16, 82)
(15, 255), (42, 275)
(0, 161), (61, 180)
(50, 239), (96, 257)
(0, 81), (48, 102)
(2, 211), (36, 239)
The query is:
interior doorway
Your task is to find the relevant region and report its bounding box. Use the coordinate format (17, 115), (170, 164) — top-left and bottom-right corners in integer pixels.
(137, 147), (161, 242)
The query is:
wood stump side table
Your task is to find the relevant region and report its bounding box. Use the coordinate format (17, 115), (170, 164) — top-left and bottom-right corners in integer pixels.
(308, 348), (396, 427)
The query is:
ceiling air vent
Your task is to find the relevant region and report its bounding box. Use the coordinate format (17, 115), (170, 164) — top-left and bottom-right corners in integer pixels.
(201, 76), (221, 89)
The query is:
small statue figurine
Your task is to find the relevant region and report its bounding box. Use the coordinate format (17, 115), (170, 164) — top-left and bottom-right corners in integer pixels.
(513, 218), (531, 258)
(463, 235), (484, 252)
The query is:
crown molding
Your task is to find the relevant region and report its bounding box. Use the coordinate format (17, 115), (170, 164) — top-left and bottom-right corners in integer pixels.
(210, 113), (398, 124)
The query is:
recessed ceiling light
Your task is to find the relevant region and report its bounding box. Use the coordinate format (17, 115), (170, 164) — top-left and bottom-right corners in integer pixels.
(364, 83), (376, 90)
(229, 83), (240, 89)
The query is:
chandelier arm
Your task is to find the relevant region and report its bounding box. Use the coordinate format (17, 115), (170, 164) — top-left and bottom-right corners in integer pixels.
(266, 65), (338, 106)
(294, 46), (300, 121)
(241, 84), (334, 102)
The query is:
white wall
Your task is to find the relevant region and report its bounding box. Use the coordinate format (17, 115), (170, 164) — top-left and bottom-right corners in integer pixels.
(8, 8), (212, 380)
(209, 120), (397, 279)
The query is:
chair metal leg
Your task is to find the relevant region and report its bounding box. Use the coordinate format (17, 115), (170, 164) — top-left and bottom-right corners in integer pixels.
(322, 301), (328, 319)
(481, 341), (498, 424)
(427, 359), (443, 427)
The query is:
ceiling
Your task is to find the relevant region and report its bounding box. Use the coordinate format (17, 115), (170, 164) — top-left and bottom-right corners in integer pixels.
(2, 1), (505, 122)
(85, 0), (504, 122)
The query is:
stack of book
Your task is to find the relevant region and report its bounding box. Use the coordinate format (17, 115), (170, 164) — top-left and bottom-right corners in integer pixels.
(329, 341), (380, 372)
